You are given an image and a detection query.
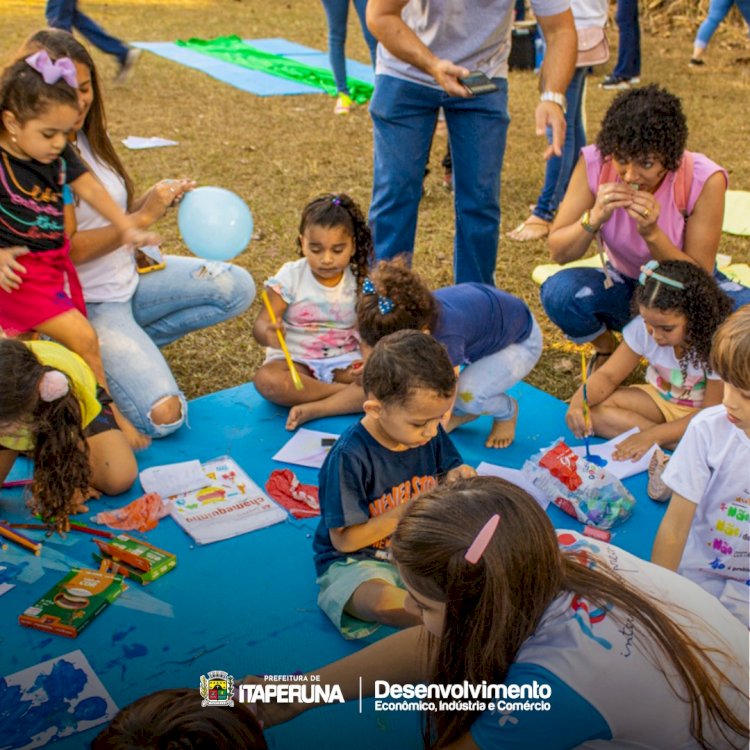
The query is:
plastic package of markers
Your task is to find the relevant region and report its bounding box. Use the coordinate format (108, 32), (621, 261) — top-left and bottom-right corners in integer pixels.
(523, 439), (635, 530)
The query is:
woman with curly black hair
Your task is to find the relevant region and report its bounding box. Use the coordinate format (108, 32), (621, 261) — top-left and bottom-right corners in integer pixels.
(566, 260), (732, 469)
(542, 85), (749, 371)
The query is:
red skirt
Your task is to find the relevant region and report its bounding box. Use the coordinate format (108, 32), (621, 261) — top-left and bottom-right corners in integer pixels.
(0, 241), (86, 336)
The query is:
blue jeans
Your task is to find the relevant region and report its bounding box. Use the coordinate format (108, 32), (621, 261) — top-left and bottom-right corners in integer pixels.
(370, 74), (510, 285)
(612, 0), (640, 78)
(533, 67), (588, 222)
(540, 264), (750, 343)
(86, 257), (255, 437)
(695, 0), (750, 48)
(453, 319), (543, 420)
(46, 0), (129, 63)
(320, 0), (378, 94)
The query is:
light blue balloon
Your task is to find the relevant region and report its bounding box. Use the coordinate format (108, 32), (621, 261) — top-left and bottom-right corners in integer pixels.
(177, 186), (253, 260)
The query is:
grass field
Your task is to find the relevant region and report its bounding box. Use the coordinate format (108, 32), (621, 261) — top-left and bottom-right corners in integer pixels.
(1, 0), (748, 402)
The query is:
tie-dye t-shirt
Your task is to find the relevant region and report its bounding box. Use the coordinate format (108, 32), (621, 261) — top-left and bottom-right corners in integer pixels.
(264, 258), (360, 362)
(622, 315), (719, 408)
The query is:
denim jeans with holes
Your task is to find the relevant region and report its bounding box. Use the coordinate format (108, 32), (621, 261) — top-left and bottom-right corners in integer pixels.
(86, 256), (255, 437)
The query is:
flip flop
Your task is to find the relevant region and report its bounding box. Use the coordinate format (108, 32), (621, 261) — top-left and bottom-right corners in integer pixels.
(508, 215), (550, 242)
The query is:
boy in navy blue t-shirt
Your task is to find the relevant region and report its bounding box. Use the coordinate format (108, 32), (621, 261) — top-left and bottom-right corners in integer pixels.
(313, 330), (474, 639)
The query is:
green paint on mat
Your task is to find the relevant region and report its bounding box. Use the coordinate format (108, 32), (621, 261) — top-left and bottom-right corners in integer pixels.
(176, 35), (374, 103)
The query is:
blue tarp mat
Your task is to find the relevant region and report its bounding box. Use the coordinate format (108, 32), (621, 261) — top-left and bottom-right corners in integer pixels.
(132, 37), (375, 96)
(0, 381), (663, 748)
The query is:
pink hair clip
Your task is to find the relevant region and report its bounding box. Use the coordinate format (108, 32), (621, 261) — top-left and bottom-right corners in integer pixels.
(464, 514), (500, 564)
(39, 370), (69, 402)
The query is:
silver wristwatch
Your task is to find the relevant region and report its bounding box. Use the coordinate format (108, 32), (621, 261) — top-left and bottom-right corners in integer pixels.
(540, 91), (567, 115)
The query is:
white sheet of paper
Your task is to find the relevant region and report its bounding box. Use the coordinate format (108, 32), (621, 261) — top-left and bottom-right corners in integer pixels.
(2, 650), (118, 748)
(273, 428), (340, 469)
(571, 427), (657, 479)
(476, 462), (550, 510)
(121, 135), (178, 149)
(139, 459), (210, 496)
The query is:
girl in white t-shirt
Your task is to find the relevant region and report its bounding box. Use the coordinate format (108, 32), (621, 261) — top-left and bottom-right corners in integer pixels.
(567, 259), (732, 461)
(253, 193), (371, 407)
(652, 306), (750, 628)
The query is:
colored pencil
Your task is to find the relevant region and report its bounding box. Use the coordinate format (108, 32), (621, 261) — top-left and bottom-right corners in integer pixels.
(0, 521), (41, 555)
(261, 290), (304, 391)
(1, 478), (32, 489)
(68, 522), (115, 539)
(580, 352), (594, 461)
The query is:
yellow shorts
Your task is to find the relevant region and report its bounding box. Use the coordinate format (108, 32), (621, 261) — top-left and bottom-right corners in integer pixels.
(632, 383), (697, 422)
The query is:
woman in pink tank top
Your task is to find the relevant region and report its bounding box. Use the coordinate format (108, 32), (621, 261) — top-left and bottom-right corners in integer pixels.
(541, 85), (749, 372)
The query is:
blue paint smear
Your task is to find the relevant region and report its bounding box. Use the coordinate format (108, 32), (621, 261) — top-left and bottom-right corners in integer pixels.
(111, 625), (136, 643)
(123, 643), (147, 659)
(0, 658), (108, 748)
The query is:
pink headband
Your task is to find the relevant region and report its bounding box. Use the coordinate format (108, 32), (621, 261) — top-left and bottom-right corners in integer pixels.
(465, 514), (500, 564)
(25, 50), (78, 88)
(39, 370), (69, 402)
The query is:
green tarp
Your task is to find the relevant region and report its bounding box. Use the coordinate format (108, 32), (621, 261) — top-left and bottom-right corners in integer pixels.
(176, 35), (374, 103)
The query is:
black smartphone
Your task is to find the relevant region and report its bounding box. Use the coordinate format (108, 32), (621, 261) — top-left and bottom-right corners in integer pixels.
(459, 71), (498, 96)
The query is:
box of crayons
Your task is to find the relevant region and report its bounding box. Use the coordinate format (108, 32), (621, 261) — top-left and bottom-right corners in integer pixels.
(19, 567), (126, 638)
(91, 534), (176, 585)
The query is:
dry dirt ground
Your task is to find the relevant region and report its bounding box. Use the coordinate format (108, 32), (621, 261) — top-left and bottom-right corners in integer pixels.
(1, 0), (748, 402)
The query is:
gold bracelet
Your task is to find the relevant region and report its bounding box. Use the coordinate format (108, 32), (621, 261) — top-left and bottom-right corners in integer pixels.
(580, 209), (599, 234)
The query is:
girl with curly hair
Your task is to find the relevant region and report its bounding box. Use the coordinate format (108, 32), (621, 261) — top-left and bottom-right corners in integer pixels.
(566, 259), (732, 468)
(286, 259), (542, 449)
(0, 338), (137, 533)
(542, 85), (750, 372)
(245, 476), (749, 749)
(253, 193), (371, 407)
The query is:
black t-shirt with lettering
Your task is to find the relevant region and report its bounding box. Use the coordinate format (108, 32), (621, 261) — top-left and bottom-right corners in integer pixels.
(0, 143), (87, 252)
(313, 421), (463, 576)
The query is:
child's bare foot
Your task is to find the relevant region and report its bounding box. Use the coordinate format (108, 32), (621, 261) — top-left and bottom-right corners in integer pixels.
(445, 412), (479, 433)
(486, 402), (518, 449)
(286, 402), (322, 431)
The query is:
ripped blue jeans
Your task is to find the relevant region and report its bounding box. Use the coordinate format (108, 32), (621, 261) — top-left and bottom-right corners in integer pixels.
(86, 256), (255, 437)
(540, 264), (750, 343)
(453, 319), (543, 421)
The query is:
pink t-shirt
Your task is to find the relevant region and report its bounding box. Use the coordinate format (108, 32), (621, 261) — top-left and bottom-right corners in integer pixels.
(581, 146), (727, 279)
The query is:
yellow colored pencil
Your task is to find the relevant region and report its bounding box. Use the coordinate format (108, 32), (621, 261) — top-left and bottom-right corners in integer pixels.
(0, 522), (41, 555)
(261, 290), (304, 391)
(580, 351), (597, 462)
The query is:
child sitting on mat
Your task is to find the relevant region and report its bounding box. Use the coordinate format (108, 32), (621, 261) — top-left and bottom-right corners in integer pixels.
(566, 260), (732, 473)
(253, 193), (370, 407)
(0, 338), (136, 533)
(0, 50), (156, 449)
(287, 259), (542, 449)
(652, 305), (750, 628)
(91, 688), (267, 749)
(313, 330), (474, 639)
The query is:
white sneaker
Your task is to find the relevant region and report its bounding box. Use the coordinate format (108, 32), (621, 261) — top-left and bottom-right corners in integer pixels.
(114, 48), (141, 84)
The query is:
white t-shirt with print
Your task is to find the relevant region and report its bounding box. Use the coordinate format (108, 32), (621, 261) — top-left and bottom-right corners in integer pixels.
(622, 315), (719, 409)
(661, 405), (750, 626)
(264, 258), (359, 363)
(470, 531), (748, 749)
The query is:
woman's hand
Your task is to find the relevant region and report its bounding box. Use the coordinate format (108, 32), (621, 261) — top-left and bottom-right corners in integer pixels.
(590, 181), (636, 228)
(612, 430), (656, 461)
(137, 178), (196, 227)
(0, 246), (29, 292)
(627, 189), (661, 240)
